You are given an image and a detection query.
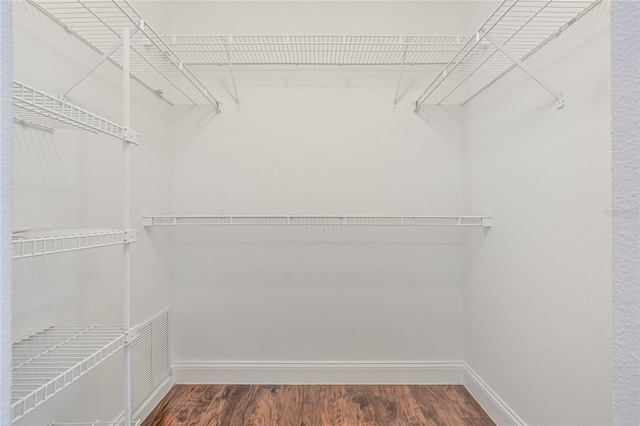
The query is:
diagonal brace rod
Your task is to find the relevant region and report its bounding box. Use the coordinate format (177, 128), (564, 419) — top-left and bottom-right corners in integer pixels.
(62, 25), (141, 98)
(483, 32), (564, 109)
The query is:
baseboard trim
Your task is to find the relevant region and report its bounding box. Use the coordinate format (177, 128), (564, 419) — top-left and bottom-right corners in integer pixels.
(134, 374), (174, 422)
(463, 364), (526, 426)
(173, 361), (464, 385)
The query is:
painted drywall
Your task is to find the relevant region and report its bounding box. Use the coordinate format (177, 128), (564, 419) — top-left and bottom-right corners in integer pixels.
(611, 1), (640, 425)
(463, 2), (613, 425)
(160, 1), (481, 371)
(0, 0), (12, 423)
(11, 1), (172, 423)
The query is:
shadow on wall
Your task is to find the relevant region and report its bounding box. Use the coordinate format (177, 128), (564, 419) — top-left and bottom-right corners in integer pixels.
(144, 225), (489, 289)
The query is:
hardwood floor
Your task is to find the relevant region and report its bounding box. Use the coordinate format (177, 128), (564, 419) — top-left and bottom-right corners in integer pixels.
(142, 385), (495, 426)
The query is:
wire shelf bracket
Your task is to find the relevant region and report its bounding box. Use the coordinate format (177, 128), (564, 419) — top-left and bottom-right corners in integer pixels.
(414, 0), (602, 109)
(142, 215), (493, 228)
(12, 228), (138, 259)
(11, 325), (127, 422)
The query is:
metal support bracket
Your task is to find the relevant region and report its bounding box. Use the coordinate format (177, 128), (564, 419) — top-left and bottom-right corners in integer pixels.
(62, 25), (141, 98)
(483, 32), (565, 109)
(123, 229), (138, 244)
(123, 128), (140, 145)
(392, 37), (408, 111)
(124, 325), (139, 344)
(142, 216), (153, 227)
(225, 36), (241, 110)
(482, 216), (493, 228)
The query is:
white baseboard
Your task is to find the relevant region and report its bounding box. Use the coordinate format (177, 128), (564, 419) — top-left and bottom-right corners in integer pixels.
(134, 375), (174, 423)
(463, 364), (526, 426)
(173, 361), (464, 385)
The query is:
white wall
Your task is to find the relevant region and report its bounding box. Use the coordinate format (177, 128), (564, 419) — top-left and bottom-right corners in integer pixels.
(11, 1), (172, 423)
(0, 0), (12, 423)
(611, 1), (640, 425)
(162, 1), (479, 376)
(463, 2), (613, 425)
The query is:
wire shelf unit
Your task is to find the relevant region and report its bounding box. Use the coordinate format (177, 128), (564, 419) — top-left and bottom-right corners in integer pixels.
(13, 81), (137, 142)
(12, 228), (137, 259)
(12, 325), (126, 422)
(143, 215), (493, 227)
(162, 35), (471, 66)
(27, 0), (219, 106)
(415, 0), (601, 107)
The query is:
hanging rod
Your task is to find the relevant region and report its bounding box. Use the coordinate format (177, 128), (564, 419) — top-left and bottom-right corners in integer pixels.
(415, 0), (602, 108)
(142, 215), (493, 227)
(162, 35), (471, 66)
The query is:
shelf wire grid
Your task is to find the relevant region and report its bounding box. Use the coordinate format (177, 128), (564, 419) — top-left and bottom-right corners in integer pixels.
(162, 35), (471, 66)
(415, 0), (602, 106)
(12, 228), (135, 259)
(12, 325), (126, 422)
(13, 81), (132, 138)
(143, 215), (492, 227)
(27, 0), (219, 106)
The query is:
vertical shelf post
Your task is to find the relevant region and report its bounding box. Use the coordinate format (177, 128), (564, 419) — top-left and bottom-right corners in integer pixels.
(122, 27), (132, 426)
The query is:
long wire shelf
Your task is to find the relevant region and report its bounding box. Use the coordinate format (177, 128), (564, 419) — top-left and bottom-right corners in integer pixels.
(162, 35), (471, 66)
(143, 215), (493, 227)
(415, 0), (602, 107)
(13, 81), (137, 142)
(12, 325), (126, 422)
(27, 0), (219, 106)
(12, 228), (138, 259)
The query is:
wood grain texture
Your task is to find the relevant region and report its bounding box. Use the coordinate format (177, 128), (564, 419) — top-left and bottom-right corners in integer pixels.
(142, 385), (495, 426)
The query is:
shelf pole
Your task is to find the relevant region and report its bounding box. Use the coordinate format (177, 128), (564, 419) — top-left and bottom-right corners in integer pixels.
(122, 27), (132, 426)
(483, 32), (565, 109)
(62, 26), (140, 99)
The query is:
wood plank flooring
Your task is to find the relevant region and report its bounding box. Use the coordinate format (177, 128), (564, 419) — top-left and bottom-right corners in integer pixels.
(142, 385), (495, 426)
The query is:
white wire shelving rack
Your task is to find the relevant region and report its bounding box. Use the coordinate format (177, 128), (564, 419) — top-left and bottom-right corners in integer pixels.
(163, 35), (471, 66)
(12, 229), (138, 259)
(142, 215), (493, 228)
(27, 0), (219, 107)
(415, 0), (602, 109)
(13, 81), (138, 143)
(13, 6), (141, 424)
(12, 326), (126, 422)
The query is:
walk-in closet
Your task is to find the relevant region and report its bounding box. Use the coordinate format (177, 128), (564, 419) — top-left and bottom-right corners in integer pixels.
(0, 0), (627, 425)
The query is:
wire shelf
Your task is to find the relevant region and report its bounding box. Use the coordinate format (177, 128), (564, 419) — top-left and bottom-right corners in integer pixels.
(143, 215), (493, 227)
(13, 81), (137, 142)
(415, 0), (601, 107)
(12, 325), (126, 422)
(27, 0), (219, 106)
(12, 228), (137, 259)
(162, 35), (471, 66)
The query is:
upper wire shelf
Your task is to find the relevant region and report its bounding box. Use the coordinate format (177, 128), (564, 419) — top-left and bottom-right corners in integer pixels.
(27, 0), (219, 106)
(415, 0), (602, 107)
(162, 35), (471, 66)
(12, 228), (137, 259)
(13, 81), (138, 143)
(12, 325), (126, 422)
(143, 215), (493, 227)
